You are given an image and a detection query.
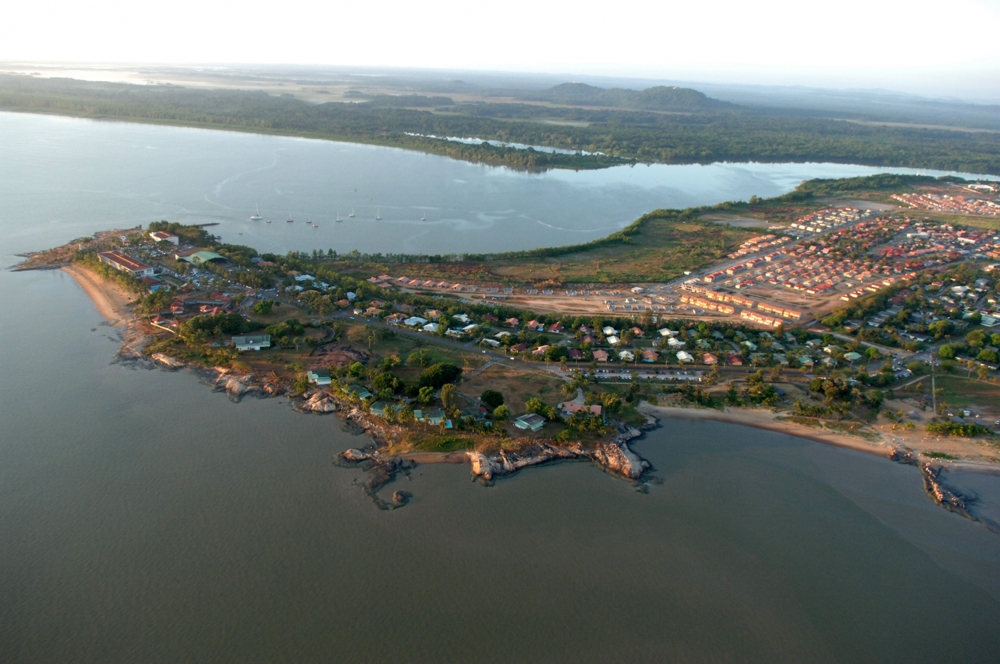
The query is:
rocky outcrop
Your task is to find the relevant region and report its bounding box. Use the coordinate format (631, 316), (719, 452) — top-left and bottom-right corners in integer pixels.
(593, 439), (648, 479)
(293, 392), (338, 414)
(466, 428), (651, 483)
(212, 372), (254, 402)
(887, 446), (918, 466)
(151, 353), (186, 370)
(921, 463), (970, 514)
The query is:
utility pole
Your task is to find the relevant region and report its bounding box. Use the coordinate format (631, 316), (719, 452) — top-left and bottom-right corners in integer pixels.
(931, 360), (937, 415)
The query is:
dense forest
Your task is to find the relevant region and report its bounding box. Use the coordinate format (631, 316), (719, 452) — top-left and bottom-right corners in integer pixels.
(2, 75), (1000, 174)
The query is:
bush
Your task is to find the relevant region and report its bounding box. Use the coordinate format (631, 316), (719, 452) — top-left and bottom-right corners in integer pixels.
(480, 389), (504, 409)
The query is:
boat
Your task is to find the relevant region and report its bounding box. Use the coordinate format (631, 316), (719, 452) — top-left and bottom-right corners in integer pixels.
(348, 208), (355, 218)
(420, 213), (427, 221)
(375, 208), (382, 220)
(286, 214), (294, 223)
(335, 210), (343, 222)
(250, 204), (263, 221)
(266, 220), (272, 223)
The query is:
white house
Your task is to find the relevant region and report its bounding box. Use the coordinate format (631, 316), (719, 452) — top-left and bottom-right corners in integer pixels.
(676, 350), (693, 363)
(232, 334), (271, 351)
(148, 231), (179, 245)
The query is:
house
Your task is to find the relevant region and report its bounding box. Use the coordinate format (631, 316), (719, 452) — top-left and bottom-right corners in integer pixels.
(370, 401), (393, 417)
(404, 316), (429, 327)
(148, 231), (179, 245)
(568, 348), (585, 360)
(676, 351), (694, 363)
(703, 353), (718, 365)
(232, 334), (271, 351)
(602, 326), (618, 337)
(727, 353), (744, 366)
(509, 343), (529, 353)
(527, 320), (546, 331)
(495, 331), (512, 339)
(593, 349), (610, 362)
(548, 323), (565, 333)
(618, 350), (635, 362)
(414, 408), (447, 426)
(844, 352), (863, 363)
(641, 349), (659, 362)
(348, 384), (373, 399)
(505, 318), (520, 328)
(607, 335), (621, 346)
(480, 338), (501, 348)
(532, 345), (551, 356)
(513, 413), (546, 432)
(306, 369), (332, 386)
(422, 322), (440, 333)
(667, 337), (685, 349)
(98, 251), (156, 277)
(453, 313), (471, 324)
(558, 402), (602, 417)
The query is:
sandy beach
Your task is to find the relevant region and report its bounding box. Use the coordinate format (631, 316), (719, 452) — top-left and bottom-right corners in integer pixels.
(639, 402), (1000, 471)
(62, 263), (132, 327)
(638, 402), (891, 456)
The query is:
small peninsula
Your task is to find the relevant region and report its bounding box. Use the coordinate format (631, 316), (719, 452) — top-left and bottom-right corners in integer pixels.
(14, 174), (1000, 526)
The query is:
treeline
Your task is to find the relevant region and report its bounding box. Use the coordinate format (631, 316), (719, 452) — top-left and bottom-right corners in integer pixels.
(3, 75), (1000, 174)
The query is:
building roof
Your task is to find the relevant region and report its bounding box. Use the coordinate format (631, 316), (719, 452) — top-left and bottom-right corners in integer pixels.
(98, 251), (153, 273)
(232, 334), (271, 345)
(179, 251), (228, 265)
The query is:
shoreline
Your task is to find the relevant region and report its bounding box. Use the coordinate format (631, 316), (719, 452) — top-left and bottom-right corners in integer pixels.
(62, 263), (132, 327)
(638, 402), (1000, 473)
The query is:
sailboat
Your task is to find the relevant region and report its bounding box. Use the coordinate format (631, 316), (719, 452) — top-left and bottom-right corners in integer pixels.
(335, 210), (343, 222)
(375, 208), (382, 220)
(250, 204), (263, 221)
(348, 208), (355, 218)
(309, 217), (318, 228)
(286, 214), (294, 223)
(420, 213), (427, 221)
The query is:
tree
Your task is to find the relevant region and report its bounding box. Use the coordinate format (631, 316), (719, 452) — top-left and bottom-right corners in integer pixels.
(407, 349), (429, 367)
(600, 392), (622, 416)
(865, 346), (880, 368)
(381, 354), (401, 370)
(441, 383), (457, 409)
(492, 404), (510, 422)
(938, 345), (956, 360)
(525, 397), (547, 416)
(977, 364), (990, 382)
(253, 299), (273, 315)
(419, 363), (463, 388)
(480, 389), (504, 409)
(417, 386), (435, 405)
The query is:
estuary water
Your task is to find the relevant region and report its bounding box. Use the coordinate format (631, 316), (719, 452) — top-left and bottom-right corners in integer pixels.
(1, 111), (996, 257)
(2, 112), (1000, 662)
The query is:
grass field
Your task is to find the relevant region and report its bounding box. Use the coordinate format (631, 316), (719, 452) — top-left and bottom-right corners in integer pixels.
(933, 374), (1000, 414)
(459, 364), (568, 411)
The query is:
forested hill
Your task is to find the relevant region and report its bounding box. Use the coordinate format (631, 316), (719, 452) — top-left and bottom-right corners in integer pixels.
(2, 74), (1000, 175)
(516, 82), (735, 112)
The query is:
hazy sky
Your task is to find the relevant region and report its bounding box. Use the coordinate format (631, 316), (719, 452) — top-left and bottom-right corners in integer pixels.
(5, 0), (1000, 99)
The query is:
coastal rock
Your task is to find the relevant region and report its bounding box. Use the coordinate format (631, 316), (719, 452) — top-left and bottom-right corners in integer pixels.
(294, 392), (338, 414)
(593, 441), (645, 479)
(217, 373), (253, 402)
(467, 451), (499, 481)
(921, 463), (970, 514)
(342, 448), (372, 463)
(391, 491), (410, 507)
(151, 353), (185, 370)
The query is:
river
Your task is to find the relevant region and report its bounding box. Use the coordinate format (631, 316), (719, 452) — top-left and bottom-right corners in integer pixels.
(2, 112), (1000, 662)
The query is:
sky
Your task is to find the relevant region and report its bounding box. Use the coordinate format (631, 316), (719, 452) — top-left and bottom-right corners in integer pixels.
(4, 0), (1000, 100)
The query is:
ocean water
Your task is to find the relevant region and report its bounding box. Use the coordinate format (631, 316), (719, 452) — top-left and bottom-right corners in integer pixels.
(1, 115), (1000, 662)
(1, 111), (996, 257)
